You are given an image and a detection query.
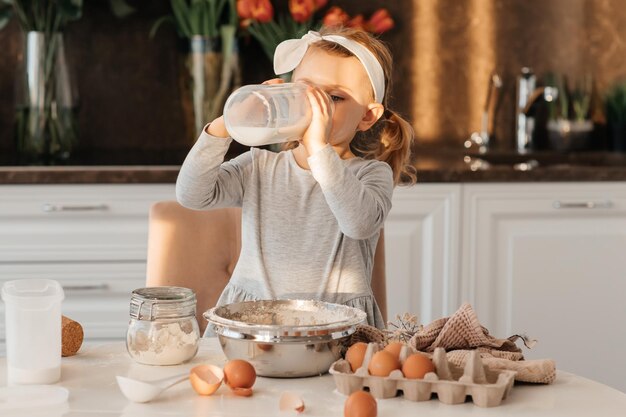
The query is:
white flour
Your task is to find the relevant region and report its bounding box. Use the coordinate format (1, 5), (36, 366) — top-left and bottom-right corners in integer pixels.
(127, 322), (198, 365)
(225, 301), (357, 326)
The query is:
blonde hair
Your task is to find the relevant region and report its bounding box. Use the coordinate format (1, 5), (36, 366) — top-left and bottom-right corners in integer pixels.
(283, 26), (416, 185)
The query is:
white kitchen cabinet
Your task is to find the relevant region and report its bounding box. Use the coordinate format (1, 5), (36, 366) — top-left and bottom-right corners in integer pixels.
(0, 184), (176, 344)
(2, 180), (625, 392)
(461, 182), (626, 392)
(385, 184), (461, 325)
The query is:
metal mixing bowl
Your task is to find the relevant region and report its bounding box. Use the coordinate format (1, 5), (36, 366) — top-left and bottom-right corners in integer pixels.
(204, 299), (367, 377)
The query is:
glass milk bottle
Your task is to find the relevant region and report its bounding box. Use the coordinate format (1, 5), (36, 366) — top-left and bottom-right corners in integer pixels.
(223, 83), (312, 146)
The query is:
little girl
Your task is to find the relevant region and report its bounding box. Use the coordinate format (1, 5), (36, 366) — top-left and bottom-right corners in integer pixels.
(176, 27), (416, 329)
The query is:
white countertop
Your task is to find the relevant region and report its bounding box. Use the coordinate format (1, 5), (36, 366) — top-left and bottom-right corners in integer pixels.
(2, 338), (626, 416)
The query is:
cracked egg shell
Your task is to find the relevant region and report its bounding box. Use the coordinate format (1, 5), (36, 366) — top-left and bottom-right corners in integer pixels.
(189, 364), (224, 396)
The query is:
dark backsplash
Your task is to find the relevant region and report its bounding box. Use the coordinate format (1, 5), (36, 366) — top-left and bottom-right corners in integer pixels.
(0, 0), (625, 164)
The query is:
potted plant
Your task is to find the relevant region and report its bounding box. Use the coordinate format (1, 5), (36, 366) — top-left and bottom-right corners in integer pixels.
(546, 73), (594, 152)
(0, 0), (132, 164)
(150, 0), (240, 137)
(0, 0), (83, 164)
(605, 81), (626, 152)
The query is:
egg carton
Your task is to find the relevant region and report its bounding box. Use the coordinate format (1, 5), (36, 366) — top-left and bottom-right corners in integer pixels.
(329, 343), (516, 407)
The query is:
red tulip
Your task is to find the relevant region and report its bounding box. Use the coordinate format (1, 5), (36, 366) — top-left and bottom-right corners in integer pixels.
(322, 6), (349, 28)
(237, 0), (252, 19)
(253, 0), (274, 22)
(313, 0), (328, 10)
(347, 14), (365, 31)
(237, 0), (274, 23)
(366, 8), (394, 33)
(289, 0), (315, 23)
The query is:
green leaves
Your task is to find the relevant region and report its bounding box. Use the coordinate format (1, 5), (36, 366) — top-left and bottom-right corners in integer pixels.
(0, 0), (13, 31)
(545, 73), (592, 122)
(1, 0), (81, 31)
(149, 15), (175, 38)
(1, 0), (131, 32)
(152, 0), (236, 39)
(606, 82), (626, 124)
(59, 0), (83, 21)
(108, 0), (135, 18)
(571, 75), (592, 122)
(247, 13), (311, 62)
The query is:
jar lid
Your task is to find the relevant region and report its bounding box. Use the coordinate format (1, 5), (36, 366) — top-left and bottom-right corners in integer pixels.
(129, 286), (196, 320)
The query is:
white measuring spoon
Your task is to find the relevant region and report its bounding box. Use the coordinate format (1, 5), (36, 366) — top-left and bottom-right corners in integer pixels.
(116, 373), (188, 403)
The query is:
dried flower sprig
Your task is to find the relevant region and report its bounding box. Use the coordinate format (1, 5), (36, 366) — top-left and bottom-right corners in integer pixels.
(385, 312), (423, 343)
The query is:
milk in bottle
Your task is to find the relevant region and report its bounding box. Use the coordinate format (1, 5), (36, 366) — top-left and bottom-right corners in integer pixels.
(223, 83), (312, 146)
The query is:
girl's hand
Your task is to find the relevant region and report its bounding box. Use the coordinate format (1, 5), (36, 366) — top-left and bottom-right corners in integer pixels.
(301, 85), (333, 156)
(262, 78), (285, 85)
(206, 115), (229, 138)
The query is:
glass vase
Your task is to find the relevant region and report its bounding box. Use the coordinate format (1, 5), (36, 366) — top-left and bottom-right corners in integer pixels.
(547, 119), (594, 152)
(15, 31), (78, 165)
(186, 34), (241, 138)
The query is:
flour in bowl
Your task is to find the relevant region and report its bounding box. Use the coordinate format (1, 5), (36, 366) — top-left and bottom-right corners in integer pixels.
(219, 300), (360, 327)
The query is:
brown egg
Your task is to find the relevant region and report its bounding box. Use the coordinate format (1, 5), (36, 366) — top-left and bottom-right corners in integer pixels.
(257, 343), (274, 352)
(224, 359), (257, 391)
(402, 353), (435, 379)
(368, 351), (400, 377)
(345, 342), (368, 372)
(383, 341), (405, 360)
(344, 390), (377, 417)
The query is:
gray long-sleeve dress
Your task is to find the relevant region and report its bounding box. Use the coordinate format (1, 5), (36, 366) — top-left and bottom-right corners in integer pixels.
(176, 129), (394, 329)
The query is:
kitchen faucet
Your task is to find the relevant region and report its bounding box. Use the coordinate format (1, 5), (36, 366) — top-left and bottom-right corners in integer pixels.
(515, 67), (558, 153)
(465, 71), (502, 153)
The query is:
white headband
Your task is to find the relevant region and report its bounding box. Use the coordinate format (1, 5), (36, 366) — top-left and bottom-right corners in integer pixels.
(273, 31), (385, 103)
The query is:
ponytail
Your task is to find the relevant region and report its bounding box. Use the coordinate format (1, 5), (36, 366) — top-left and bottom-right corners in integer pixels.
(376, 109), (416, 185)
(349, 108), (416, 186)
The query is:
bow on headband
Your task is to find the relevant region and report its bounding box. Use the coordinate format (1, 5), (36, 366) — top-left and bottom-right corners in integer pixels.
(273, 31), (385, 103)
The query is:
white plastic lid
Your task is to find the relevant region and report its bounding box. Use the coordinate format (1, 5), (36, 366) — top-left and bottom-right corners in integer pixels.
(1, 279), (65, 307)
(0, 385), (69, 410)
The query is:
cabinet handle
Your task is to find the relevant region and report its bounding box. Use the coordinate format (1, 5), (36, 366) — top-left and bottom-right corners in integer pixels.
(553, 200), (613, 209)
(42, 203), (110, 212)
(62, 284), (110, 291)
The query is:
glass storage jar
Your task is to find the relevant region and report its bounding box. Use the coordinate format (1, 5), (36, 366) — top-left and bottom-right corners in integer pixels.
(126, 287), (200, 365)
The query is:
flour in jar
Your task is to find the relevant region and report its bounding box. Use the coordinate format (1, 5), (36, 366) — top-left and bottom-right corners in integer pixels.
(127, 321), (198, 365)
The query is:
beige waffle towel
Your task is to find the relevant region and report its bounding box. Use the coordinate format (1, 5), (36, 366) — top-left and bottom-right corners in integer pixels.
(349, 303), (556, 384)
(410, 303), (523, 355)
(411, 303), (556, 384)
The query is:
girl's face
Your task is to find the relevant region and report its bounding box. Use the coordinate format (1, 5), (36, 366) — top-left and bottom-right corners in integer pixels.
(293, 47), (383, 148)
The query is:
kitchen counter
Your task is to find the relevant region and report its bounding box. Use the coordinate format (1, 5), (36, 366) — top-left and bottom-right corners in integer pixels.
(3, 148), (626, 184)
(0, 165), (181, 184)
(2, 338), (625, 416)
